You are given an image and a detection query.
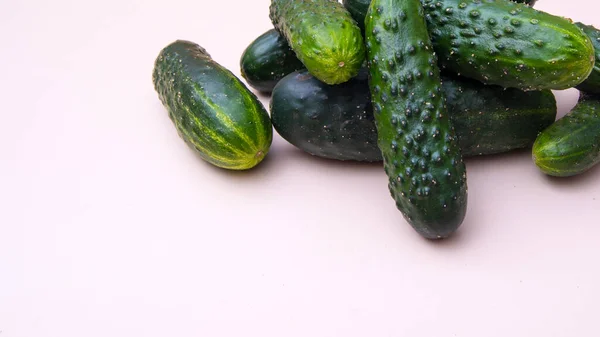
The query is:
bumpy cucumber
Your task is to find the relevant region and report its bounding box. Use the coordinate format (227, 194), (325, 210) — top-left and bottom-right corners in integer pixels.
(533, 93), (600, 177)
(344, 0), (537, 33)
(345, 0), (594, 90)
(269, 0), (365, 85)
(240, 29), (305, 93)
(153, 40), (273, 170)
(424, 0), (594, 90)
(575, 23), (600, 94)
(271, 69), (557, 161)
(366, 0), (468, 239)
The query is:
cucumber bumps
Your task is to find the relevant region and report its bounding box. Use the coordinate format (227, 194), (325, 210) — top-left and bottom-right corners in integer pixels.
(423, 0), (594, 90)
(345, 0), (594, 91)
(366, 0), (468, 238)
(153, 40), (273, 170)
(270, 0), (365, 85)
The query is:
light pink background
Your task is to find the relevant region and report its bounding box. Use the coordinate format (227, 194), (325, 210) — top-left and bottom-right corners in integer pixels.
(1, 0), (599, 336)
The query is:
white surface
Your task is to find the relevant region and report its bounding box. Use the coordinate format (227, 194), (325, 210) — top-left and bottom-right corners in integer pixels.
(1, 0), (599, 336)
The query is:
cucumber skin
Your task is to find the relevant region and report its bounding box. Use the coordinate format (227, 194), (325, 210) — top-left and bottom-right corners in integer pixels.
(344, 0), (594, 91)
(269, 0), (365, 85)
(152, 40), (273, 170)
(576, 23), (600, 94)
(240, 29), (305, 93)
(533, 93), (600, 177)
(366, 0), (467, 239)
(271, 69), (557, 161)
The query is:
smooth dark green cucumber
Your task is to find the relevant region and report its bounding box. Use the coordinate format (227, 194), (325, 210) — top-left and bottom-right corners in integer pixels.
(576, 22), (600, 94)
(271, 69), (557, 161)
(152, 40), (272, 170)
(240, 29), (305, 93)
(345, 0), (594, 90)
(366, 0), (468, 239)
(269, 0), (365, 85)
(343, 0), (372, 32)
(533, 93), (600, 177)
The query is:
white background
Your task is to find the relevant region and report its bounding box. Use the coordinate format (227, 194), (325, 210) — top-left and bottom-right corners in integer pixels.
(1, 0), (599, 336)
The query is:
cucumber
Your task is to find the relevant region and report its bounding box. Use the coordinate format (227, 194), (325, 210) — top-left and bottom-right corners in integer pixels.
(269, 0), (365, 85)
(511, 0), (536, 5)
(343, 0), (371, 32)
(152, 40), (273, 170)
(532, 92), (600, 177)
(366, 0), (467, 239)
(240, 29), (305, 93)
(344, 0), (594, 90)
(271, 69), (557, 161)
(343, 0), (537, 33)
(575, 22), (600, 94)
(272, 68), (379, 162)
(423, 0), (594, 90)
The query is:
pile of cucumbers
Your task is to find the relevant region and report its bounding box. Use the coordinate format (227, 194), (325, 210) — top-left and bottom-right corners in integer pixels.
(153, 0), (600, 239)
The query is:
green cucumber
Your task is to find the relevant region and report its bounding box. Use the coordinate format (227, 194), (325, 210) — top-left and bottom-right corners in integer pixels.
(344, 0), (537, 29)
(271, 69), (557, 161)
(512, 0), (536, 5)
(343, 0), (372, 32)
(423, 0), (593, 90)
(532, 93), (600, 177)
(152, 40), (272, 170)
(343, 0), (538, 33)
(344, 0), (594, 90)
(575, 22), (600, 94)
(240, 29), (305, 93)
(272, 68), (379, 162)
(366, 0), (468, 239)
(269, 0), (365, 85)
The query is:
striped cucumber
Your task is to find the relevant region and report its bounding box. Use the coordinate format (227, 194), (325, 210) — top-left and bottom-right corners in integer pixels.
(366, 0), (468, 239)
(152, 40), (272, 170)
(269, 0), (365, 85)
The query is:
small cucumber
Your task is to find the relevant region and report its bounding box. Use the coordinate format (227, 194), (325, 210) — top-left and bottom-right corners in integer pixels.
(240, 29), (305, 93)
(152, 40), (273, 170)
(269, 0), (365, 85)
(271, 69), (557, 161)
(533, 93), (600, 177)
(366, 0), (468, 239)
(345, 0), (594, 90)
(575, 22), (600, 95)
